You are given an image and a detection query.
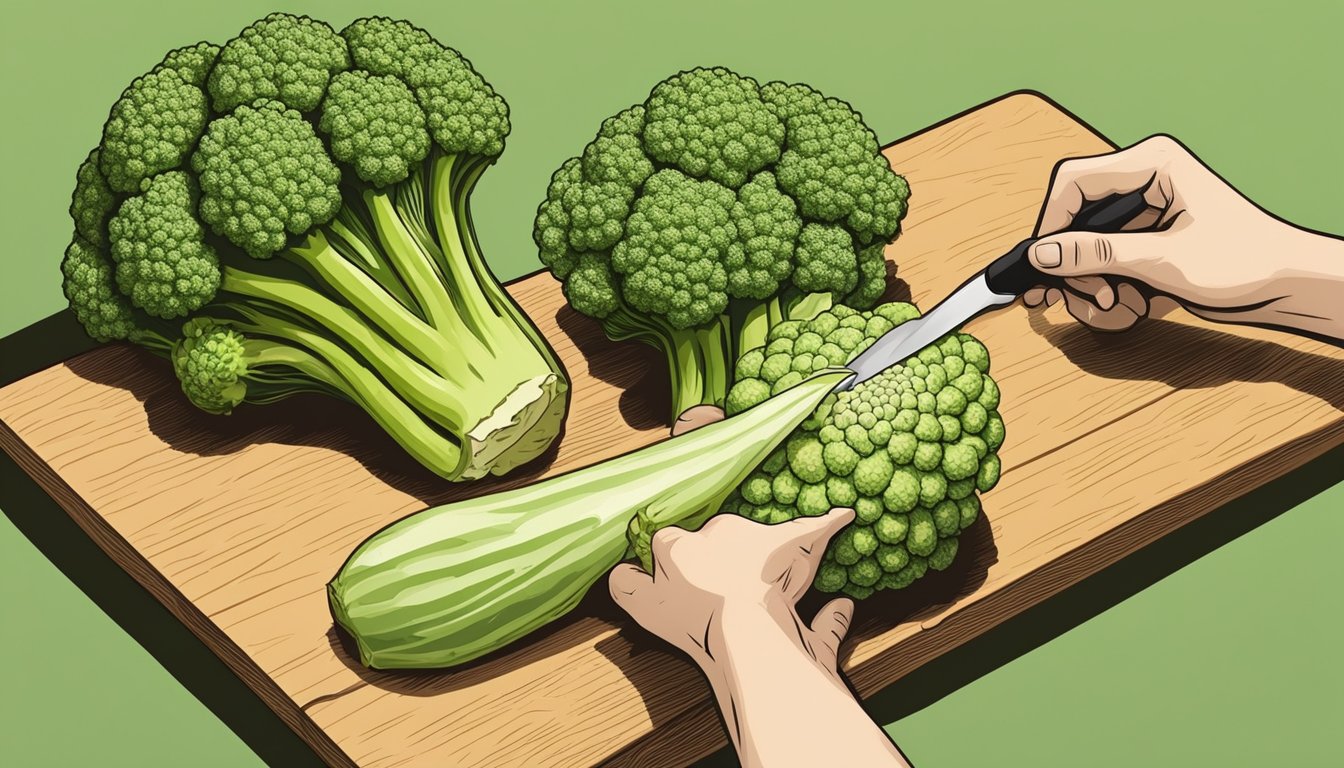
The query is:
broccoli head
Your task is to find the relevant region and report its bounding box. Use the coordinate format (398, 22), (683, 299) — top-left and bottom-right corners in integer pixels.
(60, 13), (566, 482)
(723, 301), (1005, 598)
(534, 67), (911, 423)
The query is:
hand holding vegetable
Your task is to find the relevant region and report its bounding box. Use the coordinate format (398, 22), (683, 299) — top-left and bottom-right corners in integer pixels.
(1024, 135), (1344, 341)
(610, 509), (911, 768)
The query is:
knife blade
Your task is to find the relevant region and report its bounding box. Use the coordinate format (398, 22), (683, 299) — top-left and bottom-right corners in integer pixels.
(836, 186), (1151, 391)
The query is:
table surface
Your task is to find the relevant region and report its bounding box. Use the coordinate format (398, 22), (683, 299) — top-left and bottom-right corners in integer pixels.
(1, 2), (1341, 767)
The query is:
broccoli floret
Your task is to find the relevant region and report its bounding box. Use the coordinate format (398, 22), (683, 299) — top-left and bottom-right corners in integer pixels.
(728, 172), (799, 299)
(320, 71), (430, 187)
(99, 67), (210, 193)
(194, 100), (342, 258)
(612, 170), (733, 328)
(208, 13), (349, 112)
(59, 13), (568, 483)
(155, 42), (220, 87)
(722, 302), (1005, 596)
(535, 66), (910, 422)
(794, 223), (859, 296)
(107, 171), (219, 318)
(643, 68), (783, 187)
(60, 235), (139, 343)
(70, 150), (116, 247)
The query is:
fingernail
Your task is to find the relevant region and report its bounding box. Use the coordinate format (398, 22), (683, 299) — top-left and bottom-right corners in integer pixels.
(1033, 242), (1062, 268)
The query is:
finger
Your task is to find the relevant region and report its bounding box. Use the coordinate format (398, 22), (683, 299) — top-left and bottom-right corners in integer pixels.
(1029, 231), (1162, 281)
(809, 597), (855, 667)
(608, 563), (653, 611)
(1022, 287), (1047, 307)
(1036, 137), (1180, 236)
(1148, 295), (1181, 319)
(1122, 206), (1163, 231)
(671, 404), (725, 436)
(781, 507), (855, 555)
(1062, 289), (1142, 332)
(1045, 288), (1064, 307)
(1114, 282), (1149, 318)
(1064, 276), (1115, 311)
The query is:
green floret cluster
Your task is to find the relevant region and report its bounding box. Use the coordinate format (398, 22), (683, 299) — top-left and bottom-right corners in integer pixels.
(725, 301), (921, 414)
(59, 13), (568, 482)
(722, 301), (1005, 599)
(535, 66), (910, 422)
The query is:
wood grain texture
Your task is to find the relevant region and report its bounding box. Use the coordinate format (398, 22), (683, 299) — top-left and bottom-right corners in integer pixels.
(2, 92), (1341, 768)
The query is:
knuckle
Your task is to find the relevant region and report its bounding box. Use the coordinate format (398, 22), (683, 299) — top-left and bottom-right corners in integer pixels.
(651, 526), (682, 551)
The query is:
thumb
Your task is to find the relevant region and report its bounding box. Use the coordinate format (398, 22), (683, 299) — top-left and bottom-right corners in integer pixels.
(809, 597), (855, 668)
(608, 563), (653, 615)
(1029, 231), (1156, 279)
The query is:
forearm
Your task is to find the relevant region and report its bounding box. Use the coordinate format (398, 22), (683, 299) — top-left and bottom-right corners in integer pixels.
(699, 603), (911, 768)
(1194, 228), (1344, 341)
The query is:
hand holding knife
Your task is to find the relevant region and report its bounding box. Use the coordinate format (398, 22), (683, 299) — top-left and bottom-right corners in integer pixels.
(837, 187), (1150, 391)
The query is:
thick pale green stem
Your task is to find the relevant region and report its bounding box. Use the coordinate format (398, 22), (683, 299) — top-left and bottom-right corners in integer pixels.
(736, 302), (771, 360)
(281, 231), (455, 372)
(232, 324), (465, 479)
(329, 369), (848, 669)
(365, 188), (473, 341)
(223, 272), (472, 430)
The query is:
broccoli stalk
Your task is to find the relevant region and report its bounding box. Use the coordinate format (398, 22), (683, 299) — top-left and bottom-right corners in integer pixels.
(535, 68), (909, 423)
(61, 14), (568, 481)
(329, 367), (851, 669)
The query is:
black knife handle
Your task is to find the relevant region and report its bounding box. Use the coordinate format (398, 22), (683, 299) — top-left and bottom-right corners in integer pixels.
(984, 188), (1150, 296)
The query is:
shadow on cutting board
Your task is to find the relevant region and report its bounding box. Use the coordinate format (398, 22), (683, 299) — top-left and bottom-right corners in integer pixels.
(4, 310), (1341, 768)
(1027, 311), (1344, 411)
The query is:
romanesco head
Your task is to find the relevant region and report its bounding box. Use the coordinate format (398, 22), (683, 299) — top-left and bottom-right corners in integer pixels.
(722, 301), (1005, 598)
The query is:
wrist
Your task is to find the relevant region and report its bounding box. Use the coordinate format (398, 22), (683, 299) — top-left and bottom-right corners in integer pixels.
(698, 595), (840, 682)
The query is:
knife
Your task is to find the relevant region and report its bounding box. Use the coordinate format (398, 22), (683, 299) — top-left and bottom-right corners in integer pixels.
(837, 186), (1151, 391)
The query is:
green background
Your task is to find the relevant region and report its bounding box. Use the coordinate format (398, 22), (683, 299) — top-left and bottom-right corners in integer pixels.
(2, 0), (1340, 765)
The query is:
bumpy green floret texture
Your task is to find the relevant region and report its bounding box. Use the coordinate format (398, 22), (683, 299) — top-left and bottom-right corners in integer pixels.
(71, 150), (116, 247)
(208, 13), (349, 113)
(60, 13), (566, 484)
(725, 301), (1005, 598)
(61, 235), (137, 342)
(320, 71), (430, 186)
(99, 68), (210, 193)
(171, 318), (249, 414)
(612, 170), (733, 328)
(155, 42), (221, 86)
(764, 82), (910, 245)
(727, 172), (798, 298)
(193, 100), (342, 258)
(534, 67), (910, 421)
(794, 223), (858, 296)
(341, 16), (508, 157)
(644, 67), (784, 188)
(107, 171), (219, 318)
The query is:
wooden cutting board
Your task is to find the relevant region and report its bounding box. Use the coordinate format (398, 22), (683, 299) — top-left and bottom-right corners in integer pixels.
(2, 92), (1341, 768)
